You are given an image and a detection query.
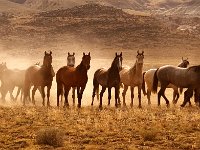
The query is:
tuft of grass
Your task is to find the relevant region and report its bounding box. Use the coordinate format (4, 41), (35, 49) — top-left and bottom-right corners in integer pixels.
(36, 127), (64, 147)
(140, 128), (158, 142)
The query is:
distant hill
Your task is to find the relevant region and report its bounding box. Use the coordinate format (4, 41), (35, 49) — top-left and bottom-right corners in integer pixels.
(0, 0), (35, 13)
(7, 0), (198, 16)
(163, 0), (200, 16)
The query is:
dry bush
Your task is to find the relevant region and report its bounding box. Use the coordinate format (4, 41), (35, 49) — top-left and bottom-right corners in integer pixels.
(36, 127), (64, 147)
(139, 128), (159, 142)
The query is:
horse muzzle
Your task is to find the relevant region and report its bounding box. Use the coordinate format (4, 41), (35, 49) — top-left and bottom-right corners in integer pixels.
(86, 65), (90, 70)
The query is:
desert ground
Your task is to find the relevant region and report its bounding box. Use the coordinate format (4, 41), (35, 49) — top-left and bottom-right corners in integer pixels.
(0, 2), (200, 149)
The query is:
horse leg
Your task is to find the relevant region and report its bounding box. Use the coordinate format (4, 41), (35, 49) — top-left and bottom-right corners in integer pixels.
(130, 87), (134, 107)
(77, 85), (86, 108)
(158, 83), (169, 107)
(40, 86), (45, 106)
(64, 86), (70, 107)
(15, 87), (21, 101)
(32, 86), (38, 105)
(57, 82), (63, 107)
(99, 86), (106, 109)
(122, 85), (128, 106)
(138, 86), (142, 108)
(173, 89), (179, 104)
(115, 85), (120, 108)
(1, 87), (7, 102)
(9, 86), (15, 101)
(147, 89), (151, 105)
(72, 87), (75, 106)
(47, 85), (51, 107)
(181, 88), (193, 107)
(108, 87), (111, 106)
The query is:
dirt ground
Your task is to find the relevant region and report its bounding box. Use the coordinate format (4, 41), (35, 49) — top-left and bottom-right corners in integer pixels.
(0, 4), (200, 149)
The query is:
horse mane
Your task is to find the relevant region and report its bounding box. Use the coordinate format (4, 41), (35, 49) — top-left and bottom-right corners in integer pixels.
(188, 65), (200, 72)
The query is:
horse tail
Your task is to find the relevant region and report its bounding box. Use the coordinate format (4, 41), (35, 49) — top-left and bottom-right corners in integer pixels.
(179, 88), (183, 94)
(23, 70), (31, 105)
(92, 72), (99, 100)
(152, 68), (159, 94)
(142, 71), (147, 96)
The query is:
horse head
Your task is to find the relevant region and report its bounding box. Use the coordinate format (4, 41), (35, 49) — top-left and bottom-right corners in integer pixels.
(136, 50), (144, 65)
(43, 51), (52, 68)
(82, 52), (91, 70)
(67, 52), (75, 67)
(112, 52), (123, 71)
(181, 57), (189, 68)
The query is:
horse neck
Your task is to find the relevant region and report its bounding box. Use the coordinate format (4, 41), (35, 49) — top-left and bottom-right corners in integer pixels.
(76, 62), (87, 74)
(109, 64), (120, 77)
(131, 61), (143, 75)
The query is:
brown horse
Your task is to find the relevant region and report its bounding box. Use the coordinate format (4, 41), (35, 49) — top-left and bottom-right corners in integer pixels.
(56, 52), (91, 108)
(23, 51), (55, 106)
(91, 53), (122, 109)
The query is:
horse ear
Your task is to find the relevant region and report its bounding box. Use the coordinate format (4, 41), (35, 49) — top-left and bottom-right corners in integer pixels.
(88, 52), (90, 56)
(120, 52), (122, 57)
(116, 52), (118, 57)
(45, 51), (47, 55)
(73, 52), (75, 56)
(50, 51), (52, 55)
(142, 51), (144, 55)
(68, 52), (70, 56)
(137, 50), (139, 54)
(182, 57), (184, 61)
(83, 52), (85, 56)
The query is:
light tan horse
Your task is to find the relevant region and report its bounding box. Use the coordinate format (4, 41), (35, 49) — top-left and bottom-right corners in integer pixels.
(120, 51), (144, 108)
(23, 51), (55, 106)
(0, 62), (26, 101)
(143, 58), (189, 105)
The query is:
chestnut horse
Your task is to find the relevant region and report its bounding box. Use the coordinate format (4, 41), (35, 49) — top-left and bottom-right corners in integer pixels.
(23, 51), (55, 106)
(56, 52), (91, 108)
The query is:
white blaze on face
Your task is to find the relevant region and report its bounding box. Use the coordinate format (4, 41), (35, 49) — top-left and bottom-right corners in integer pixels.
(67, 56), (75, 67)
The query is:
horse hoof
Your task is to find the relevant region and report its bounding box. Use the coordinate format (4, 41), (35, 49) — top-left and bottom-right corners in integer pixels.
(138, 105), (142, 109)
(123, 103), (126, 107)
(130, 103), (133, 108)
(99, 105), (103, 110)
(77, 104), (81, 108)
(180, 104), (185, 107)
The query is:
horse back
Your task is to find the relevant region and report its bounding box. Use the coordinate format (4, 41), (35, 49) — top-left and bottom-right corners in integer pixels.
(94, 68), (109, 87)
(56, 66), (87, 87)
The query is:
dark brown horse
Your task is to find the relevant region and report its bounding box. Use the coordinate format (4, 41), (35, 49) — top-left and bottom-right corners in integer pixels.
(23, 51), (55, 106)
(56, 52), (91, 108)
(91, 53), (122, 109)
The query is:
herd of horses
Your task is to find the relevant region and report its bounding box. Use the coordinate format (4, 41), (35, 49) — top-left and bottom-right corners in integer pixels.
(0, 50), (199, 109)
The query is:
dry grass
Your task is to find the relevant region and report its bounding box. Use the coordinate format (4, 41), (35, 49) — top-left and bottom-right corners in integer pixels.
(36, 127), (64, 147)
(0, 106), (200, 149)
